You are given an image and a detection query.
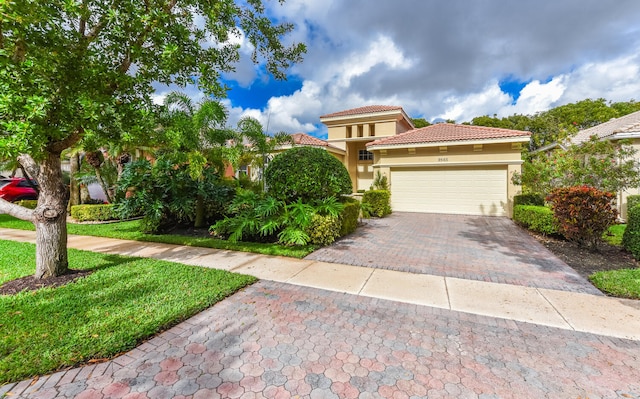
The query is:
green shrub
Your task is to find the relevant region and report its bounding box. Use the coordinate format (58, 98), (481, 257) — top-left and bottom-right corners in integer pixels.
(370, 171), (389, 190)
(115, 159), (235, 233)
(339, 198), (360, 236)
(513, 205), (558, 235)
(306, 214), (341, 246)
(264, 147), (352, 203)
(71, 204), (118, 222)
(362, 190), (391, 218)
(15, 200), (37, 209)
(622, 205), (640, 259)
(513, 193), (544, 207)
(212, 191), (344, 246)
(547, 185), (617, 250)
(627, 195), (640, 213)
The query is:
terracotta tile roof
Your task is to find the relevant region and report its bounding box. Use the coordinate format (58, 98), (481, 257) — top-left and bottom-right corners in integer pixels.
(290, 132), (330, 147)
(570, 110), (640, 144)
(367, 123), (530, 147)
(286, 133), (344, 152)
(320, 105), (403, 119)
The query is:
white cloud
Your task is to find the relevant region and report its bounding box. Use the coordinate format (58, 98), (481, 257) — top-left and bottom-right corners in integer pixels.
(558, 54), (640, 104)
(153, 1), (640, 135)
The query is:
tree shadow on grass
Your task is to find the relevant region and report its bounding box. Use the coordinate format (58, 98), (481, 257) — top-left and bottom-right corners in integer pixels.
(0, 252), (142, 295)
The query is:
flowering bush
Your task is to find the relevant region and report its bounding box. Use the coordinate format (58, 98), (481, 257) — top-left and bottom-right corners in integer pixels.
(546, 185), (617, 251)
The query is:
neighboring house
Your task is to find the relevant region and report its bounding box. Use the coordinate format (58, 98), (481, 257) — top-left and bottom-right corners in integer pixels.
(320, 105), (415, 191)
(226, 132), (346, 181)
(321, 105), (530, 217)
(564, 110), (640, 220)
(278, 133), (346, 163)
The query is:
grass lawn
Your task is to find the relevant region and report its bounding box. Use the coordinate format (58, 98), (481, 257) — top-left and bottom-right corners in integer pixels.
(590, 268), (640, 299)
(603, 224), (626, 246)
(0, 239), (256, 384)
(0, 214), (315, 258)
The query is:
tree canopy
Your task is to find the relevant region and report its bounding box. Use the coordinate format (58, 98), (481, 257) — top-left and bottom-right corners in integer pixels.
(470, 99), (640, 150)
(0, 0), (305, 278)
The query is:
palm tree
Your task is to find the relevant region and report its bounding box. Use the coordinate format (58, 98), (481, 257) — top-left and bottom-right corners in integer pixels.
(236, 116), (293, 191)
(160, 92), (236, 227)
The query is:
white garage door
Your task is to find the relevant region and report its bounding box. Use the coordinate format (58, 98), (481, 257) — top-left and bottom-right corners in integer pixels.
(391, 166), (508, 216)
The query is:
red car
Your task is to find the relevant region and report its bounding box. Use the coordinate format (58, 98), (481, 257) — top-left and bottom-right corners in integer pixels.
(0, 178), (39, 202)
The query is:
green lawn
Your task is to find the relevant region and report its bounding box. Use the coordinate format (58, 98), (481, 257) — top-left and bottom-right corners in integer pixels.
(603, 224), (626, 246)
(0, 214), (315, 258)
(0, 239), (256, 384)
(590, 268), (640, 299)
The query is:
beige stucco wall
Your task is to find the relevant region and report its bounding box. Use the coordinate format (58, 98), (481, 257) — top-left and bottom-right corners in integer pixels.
(618, 138), (640, 220)
(370, 142), (525, 217)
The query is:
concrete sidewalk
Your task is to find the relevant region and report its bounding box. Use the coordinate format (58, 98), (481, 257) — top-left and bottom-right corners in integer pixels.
(1, 228), (639, 341)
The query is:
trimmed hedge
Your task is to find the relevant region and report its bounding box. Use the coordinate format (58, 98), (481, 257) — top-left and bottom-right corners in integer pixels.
(513, 205), (558, 235)
(513, 193), (544, 207)
(362, 190), (391, 218)
(306, 214), (341, 246)
(622, 204), (640, 260)
(339, 198), (360, 236)
(15, 200), (37, 209)
(265, 147), (352, 203)
(627, 195), (640, 212)
(71, 204), (119, 222)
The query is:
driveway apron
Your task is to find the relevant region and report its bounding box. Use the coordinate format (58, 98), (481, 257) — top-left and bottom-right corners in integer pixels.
(5, 281), (640, 399)
(306, 212), (601, 294)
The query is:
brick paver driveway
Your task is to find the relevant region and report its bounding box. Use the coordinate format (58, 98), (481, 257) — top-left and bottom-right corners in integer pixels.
(8, 281), (640, 399)
(306, 212), (600, 294)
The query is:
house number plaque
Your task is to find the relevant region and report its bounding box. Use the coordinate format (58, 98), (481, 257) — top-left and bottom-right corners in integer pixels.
(438, 157), (449, 162)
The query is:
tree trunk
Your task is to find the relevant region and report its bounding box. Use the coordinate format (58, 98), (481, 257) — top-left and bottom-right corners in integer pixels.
(68, 153), (81, 213)
(32, 153), (70, 278)
(194, 194), (205, 228)
(94, 166), (113, 203)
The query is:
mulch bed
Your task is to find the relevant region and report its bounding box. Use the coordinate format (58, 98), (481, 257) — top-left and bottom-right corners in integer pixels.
(0, 269), (93, 295)
(530, 232), (639, 281)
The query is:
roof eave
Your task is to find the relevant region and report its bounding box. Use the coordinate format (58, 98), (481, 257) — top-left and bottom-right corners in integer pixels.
(320, 109), (403, 123)
(367, 135), (531, 151)
(607, 132), (640, 141)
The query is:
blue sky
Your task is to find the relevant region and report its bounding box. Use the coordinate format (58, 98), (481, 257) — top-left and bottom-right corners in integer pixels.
(154, 0), (640, 139)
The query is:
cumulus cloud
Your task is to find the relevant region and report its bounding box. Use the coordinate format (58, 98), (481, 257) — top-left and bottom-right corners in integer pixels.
(167, 0), (640, 134)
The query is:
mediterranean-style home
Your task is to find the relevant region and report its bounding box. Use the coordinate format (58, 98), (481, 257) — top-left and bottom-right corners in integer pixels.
(320, 105), (530, 217)
(538, 110), (640, 220)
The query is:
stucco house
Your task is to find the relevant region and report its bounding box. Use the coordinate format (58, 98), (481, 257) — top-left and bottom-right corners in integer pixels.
(320, 105), (415, 191)
(278, 132), (346, 163)
(320, 105), (530, 217)
(547, 110), (640, 220)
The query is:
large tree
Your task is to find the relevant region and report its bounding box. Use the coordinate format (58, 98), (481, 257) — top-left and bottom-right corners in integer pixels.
(0, 0), (305, 278)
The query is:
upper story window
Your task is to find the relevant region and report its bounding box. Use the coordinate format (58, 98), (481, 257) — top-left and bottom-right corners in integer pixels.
(369, 123), (375, 137)
(357, 125), (364, 137)
(346, 126), (352, 138)
(358, 150), (373, 161)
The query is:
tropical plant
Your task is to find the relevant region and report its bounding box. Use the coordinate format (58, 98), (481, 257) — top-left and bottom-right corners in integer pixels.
(211, 190), (344, 246)
(235, 117), (293, 191)
(513, 138), (640, 196)
(546, 186), (617, 251)
(115, 159), (234, 233)
(370, 170), (389, 190)
(158, 92), (240, 227)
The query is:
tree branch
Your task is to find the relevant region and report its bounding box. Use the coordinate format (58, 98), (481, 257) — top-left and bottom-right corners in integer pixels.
(46, 128), (84, 154)
(17, 154), (41, 181)
(0, 198), (36, 222)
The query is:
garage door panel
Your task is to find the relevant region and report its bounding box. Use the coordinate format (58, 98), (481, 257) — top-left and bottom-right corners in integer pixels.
(391, 167), (507, 216)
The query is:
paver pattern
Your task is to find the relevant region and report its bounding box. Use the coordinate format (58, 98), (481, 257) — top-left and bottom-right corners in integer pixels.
(306, 213), (601, 294)
(5, 281), (639, 399)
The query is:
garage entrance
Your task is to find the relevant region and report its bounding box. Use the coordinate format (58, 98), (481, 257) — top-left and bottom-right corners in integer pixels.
(390, 165), (508, 216)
